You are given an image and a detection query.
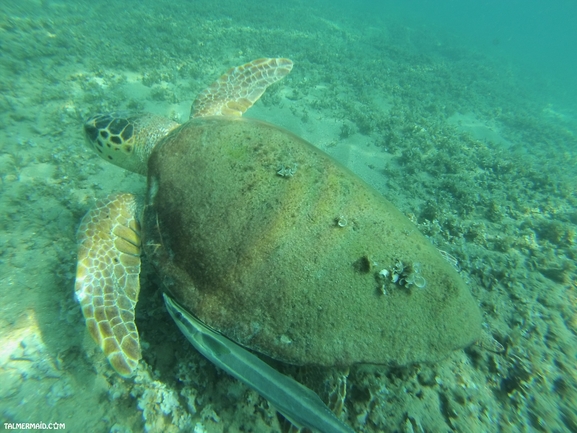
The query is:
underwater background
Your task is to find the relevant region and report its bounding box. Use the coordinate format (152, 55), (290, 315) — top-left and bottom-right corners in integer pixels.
(1, 0), (576, 432)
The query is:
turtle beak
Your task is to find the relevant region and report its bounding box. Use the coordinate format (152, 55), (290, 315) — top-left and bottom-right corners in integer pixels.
(83, 117), (100, 146)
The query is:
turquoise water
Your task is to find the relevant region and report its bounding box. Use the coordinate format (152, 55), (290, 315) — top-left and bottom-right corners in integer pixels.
(1, 0), (575, 432)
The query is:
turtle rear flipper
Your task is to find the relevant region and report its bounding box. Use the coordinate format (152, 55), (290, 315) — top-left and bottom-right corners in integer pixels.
(75, 193), (142, 377)
(192, 57), (293, 118)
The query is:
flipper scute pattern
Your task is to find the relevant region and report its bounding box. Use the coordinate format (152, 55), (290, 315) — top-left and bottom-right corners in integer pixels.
(192, 58), (293, 118)
(75, 193), (142, 377)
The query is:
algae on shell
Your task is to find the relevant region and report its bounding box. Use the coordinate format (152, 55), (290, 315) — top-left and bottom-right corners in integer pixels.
(144, 116), (482, 367)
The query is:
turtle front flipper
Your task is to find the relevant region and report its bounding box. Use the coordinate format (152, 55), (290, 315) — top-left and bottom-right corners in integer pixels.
(75, 193), (142, 377)
(191, 57), (293, 118)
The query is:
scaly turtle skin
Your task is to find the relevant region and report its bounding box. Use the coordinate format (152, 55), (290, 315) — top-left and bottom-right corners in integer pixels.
(75, 58), (482, 381)
(75, 193), (142, 375)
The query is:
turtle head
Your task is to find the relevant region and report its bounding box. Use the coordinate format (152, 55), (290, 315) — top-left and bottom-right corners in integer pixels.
(83, 112), (179, 175)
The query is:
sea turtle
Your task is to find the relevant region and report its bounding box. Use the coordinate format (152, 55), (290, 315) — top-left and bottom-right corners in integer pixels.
(75, 58), (482, 429)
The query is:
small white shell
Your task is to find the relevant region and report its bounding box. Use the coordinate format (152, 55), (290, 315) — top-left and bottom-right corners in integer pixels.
(378, 269), (389, 278)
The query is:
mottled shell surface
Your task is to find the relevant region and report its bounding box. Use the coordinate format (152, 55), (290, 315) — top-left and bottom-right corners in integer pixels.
(143, 117), (482, 367)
